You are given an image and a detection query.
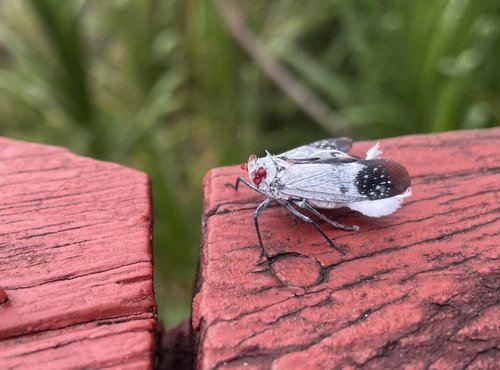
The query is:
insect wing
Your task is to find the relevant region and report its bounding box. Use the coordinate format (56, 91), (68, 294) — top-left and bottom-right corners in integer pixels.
(353, 158), (410, 200)
(279, 137), (353, 159)
(277, 159), (366, 203)
(276, 158), (410, 204)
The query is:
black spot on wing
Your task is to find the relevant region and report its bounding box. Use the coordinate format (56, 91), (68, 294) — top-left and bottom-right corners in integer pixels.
(355, 159), (410, 200)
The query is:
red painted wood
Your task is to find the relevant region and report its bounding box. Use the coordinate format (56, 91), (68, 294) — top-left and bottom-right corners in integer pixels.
(0, 138), (156, 369)
(194, 128), (500, 369)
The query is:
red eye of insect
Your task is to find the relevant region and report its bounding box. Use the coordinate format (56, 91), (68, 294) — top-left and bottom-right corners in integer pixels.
(256, 167), (267, 177)
(252, 166), (267, 186)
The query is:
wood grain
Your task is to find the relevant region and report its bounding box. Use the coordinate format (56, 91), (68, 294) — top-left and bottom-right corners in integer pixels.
(194, 128), (500, 369)
(0, 138), (156, 369)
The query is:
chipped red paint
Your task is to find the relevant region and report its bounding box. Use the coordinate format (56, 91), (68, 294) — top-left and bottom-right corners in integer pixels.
(195, 128), (500, 369)
(0, 137), (157, 369)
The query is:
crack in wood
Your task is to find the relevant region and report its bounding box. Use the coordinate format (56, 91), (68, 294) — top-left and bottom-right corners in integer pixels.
(4, 319), (154, 358)
(324, 216), (499, 272)
(398, 253), (482, 284)
(3, 260), (151, 290)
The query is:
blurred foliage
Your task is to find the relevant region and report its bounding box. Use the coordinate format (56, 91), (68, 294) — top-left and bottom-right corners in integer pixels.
(0, 0), (498, 326)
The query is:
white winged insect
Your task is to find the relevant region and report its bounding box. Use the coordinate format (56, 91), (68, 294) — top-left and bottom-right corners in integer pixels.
(235, 137), (411, 261)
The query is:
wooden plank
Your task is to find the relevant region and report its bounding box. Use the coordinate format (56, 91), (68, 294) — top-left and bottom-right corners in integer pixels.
(194, 128), (500, 369)
(0, 137), (156, 369)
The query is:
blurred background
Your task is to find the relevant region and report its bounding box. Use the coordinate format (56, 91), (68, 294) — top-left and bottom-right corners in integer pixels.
(0, 0), (498, 326)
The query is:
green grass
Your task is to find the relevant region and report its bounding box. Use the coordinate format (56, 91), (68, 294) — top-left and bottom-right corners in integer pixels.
(0, 0), (498, 326)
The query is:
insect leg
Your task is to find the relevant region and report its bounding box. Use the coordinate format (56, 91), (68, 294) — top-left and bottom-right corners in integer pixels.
(234, 176), (266, 195)
(281, 202), (347, 255)
(254, 197), (273, 261)
(293, 200), (359, 232)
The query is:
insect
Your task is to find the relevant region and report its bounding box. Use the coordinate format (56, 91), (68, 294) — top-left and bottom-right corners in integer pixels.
(235, 137), (411, 261)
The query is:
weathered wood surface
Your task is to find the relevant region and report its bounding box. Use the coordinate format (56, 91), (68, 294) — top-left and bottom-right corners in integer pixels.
(0, 138), (156, 369)
(194, 128), (500, 369)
